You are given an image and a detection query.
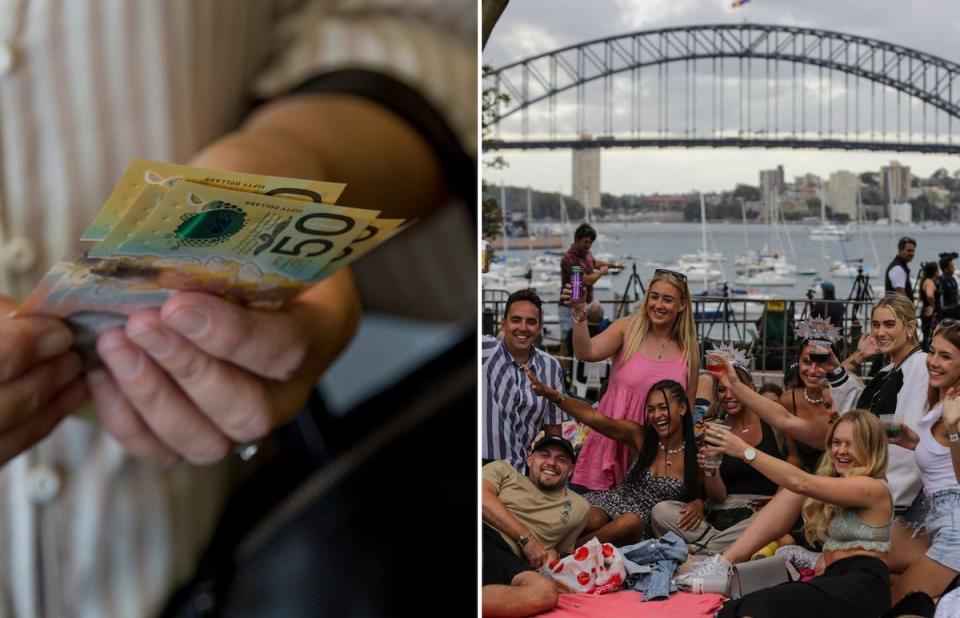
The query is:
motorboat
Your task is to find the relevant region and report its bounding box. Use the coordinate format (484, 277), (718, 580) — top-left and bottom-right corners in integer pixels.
(809, 223), (852, 241)
(734, 266), (797, 287)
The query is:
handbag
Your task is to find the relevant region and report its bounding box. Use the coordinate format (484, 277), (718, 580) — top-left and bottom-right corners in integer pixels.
(706, 507), (754, 531)
(726, 555), (792, 599)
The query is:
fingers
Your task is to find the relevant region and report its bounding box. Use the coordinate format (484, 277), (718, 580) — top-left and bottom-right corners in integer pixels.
(96, 329), (232, 464)
(124, 312), (277, 444)
(0, 352), (83, 432)
(0, 378), (88, 466)
(0, 316), (74, 381)
(86, 368), (178, 465)
(160, 292), (308, 381)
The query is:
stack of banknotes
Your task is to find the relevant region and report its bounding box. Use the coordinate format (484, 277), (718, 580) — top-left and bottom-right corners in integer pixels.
(17, 159), (405, 359)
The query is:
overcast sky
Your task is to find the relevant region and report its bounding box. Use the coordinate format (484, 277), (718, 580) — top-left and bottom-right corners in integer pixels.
(483, 0), (960, 195)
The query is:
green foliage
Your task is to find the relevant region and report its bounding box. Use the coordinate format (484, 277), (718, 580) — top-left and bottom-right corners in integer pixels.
(482, 196), (503, 240)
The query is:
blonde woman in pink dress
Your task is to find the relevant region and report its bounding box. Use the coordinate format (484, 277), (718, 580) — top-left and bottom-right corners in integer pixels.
(566, 269), (699, 491)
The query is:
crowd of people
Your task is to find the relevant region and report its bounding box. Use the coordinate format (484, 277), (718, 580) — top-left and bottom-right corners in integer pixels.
(482, 231), (960, 618)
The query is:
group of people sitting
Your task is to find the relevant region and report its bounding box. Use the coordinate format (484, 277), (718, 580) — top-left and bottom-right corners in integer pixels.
(482, 268), (960, 618)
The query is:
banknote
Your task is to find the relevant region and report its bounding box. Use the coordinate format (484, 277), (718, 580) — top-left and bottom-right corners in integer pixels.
(314, 218), (406, 277)
(95, 181), (380, 281)
(81, 159), (348, 241)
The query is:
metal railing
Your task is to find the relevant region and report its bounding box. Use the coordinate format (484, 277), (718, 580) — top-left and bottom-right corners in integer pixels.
(482, 288), (876, 376)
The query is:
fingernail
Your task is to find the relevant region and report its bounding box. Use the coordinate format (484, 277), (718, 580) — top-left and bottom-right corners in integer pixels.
(128, 325), (176, 358)
(165, 308), (209, 338)
(99, 337), (143, 379)
(37, 328), (72, 359)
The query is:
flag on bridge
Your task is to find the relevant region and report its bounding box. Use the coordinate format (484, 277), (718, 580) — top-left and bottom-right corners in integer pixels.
(731, 0), (751, 8)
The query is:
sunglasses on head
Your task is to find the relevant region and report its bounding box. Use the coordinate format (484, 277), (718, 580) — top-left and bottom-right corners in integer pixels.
(654, 268), (688, 284)
(937, 317), (960, 332)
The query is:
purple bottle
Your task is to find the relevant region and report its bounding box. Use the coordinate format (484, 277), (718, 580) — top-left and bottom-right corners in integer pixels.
(570, 265), (583, 302)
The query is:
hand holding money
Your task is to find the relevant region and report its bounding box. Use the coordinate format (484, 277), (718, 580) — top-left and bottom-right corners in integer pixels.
(0, 298), (89, 466)
(18, 159), (401, 463)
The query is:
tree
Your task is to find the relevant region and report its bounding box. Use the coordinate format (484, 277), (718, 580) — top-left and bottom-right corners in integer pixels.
(732, 184), (760, 202)
(482, 196), (503, 240)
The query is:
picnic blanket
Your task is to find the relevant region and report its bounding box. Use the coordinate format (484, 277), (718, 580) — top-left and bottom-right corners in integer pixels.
(540, 590), (725, 617)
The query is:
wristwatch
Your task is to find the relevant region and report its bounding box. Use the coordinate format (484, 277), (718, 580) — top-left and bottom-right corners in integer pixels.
(949, 432), (960, 443)
(743, 447), (758, 463)
(517, 533), (531, 547)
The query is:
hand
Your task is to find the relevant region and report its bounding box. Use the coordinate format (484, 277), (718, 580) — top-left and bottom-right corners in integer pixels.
(545, 548), (559, 565)
(698, 445), (722, 474)
(88, 273), (360, 465)
(0, 299), (89, 466)
(598, 265), (609, 276)
(525, 366), (558, 402)
(857, 332), (880, 360)
(924, 306), (934, 318)
(888, 423), (919, 450)
(716, 360), (739, 391)
(942, 384), (960, 430)
(676, 499), (705, 531)
(705, 423), (748, 458)
(560, 283), (586, 311)
(522, 536), (550, 569)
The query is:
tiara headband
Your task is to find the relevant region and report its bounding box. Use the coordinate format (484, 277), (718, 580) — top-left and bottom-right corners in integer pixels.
(713, 342), (751, 369)
(796, 316), (841, 345)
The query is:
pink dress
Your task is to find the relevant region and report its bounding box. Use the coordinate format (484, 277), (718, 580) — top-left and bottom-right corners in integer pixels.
(571, 349), (688, 490)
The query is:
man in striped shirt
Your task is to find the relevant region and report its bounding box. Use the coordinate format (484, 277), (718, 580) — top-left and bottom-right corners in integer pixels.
(483, 289), (565, 470)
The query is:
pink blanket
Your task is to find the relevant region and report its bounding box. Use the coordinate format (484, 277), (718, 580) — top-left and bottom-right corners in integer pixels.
(541, 591), (725, 618)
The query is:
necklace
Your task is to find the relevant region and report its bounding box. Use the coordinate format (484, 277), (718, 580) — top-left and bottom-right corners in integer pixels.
(650, 332), (670, 360)
(659, 440), (685, 466)
(803, 388), (824, 405)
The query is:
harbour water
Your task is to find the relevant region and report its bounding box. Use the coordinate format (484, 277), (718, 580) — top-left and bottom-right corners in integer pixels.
(493, 221), (960, 302)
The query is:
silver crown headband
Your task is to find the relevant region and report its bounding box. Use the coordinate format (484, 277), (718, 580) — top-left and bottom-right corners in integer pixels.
(795, 316), (841, 345)
(712, 342), (752, 369)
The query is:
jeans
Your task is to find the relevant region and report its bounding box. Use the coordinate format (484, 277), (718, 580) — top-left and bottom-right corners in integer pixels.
(924, 488), (960, 572)
(620, 531), (688, 601)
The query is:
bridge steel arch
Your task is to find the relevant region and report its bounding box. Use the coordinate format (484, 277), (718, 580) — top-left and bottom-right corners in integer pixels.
(483, 24), (960, 152)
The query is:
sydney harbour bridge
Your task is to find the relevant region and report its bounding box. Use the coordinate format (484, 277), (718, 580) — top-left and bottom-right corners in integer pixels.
(483, 24), (960, 154)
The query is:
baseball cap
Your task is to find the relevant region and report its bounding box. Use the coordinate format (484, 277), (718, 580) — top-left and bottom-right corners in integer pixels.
(820, 281), (835, 292)
(532, 435), (576, 462)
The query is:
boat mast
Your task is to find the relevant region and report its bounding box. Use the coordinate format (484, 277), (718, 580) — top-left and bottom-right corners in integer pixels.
(500, 180), (508, 252)
(700, 193), (709, 291)
(526, 186), (533, 252)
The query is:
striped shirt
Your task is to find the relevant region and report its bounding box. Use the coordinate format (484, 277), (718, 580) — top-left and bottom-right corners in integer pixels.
(0, 2), (474, 617)
(482, 336), (565, 470)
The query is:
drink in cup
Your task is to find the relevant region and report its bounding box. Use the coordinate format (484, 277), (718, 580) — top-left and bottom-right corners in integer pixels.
(703, 420), (731, 470)
(808, 341), (831, 363)
(879, 414), (901, 438)
(705, 349), (732, 377)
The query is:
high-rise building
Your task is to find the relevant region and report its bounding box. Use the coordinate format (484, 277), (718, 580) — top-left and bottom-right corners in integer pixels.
(572, 144), (601, 212)
(826, 171), (859, 219)
(880, 161), (911, 203)
(759, 165), (785, 222)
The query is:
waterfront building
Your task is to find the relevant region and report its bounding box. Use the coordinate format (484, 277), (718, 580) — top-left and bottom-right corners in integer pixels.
(827, 171), (860, 219)
(572, 141), (601, 212)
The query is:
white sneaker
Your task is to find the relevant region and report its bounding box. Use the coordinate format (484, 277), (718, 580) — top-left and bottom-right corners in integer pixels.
(675, 554), (732, 591)
(774, 545), (821, 571)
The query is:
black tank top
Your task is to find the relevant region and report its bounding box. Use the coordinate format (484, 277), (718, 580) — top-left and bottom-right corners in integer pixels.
(718, 419), (782, 496)
(790, 390), (825, 473)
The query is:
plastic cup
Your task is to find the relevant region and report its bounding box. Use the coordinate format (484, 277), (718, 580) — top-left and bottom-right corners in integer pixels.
(879, 414), (901, 438)
(705, 350), (731, 377)
(807, 342), (830, 363)
(704, 421), (731, 468)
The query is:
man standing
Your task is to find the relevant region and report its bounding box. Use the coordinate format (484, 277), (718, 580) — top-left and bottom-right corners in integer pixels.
(885, 236), (917, 300)
(557, 224), (619, 340)
(483, 289), (565, 469)
(482, 436), (589, 618)
(939, 252), (959, 310)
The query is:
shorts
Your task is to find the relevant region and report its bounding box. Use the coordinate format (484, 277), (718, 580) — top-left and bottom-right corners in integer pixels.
(482, 524), (531, 586)
(896, 490), (927, 527)
(924, 488), (960, 573)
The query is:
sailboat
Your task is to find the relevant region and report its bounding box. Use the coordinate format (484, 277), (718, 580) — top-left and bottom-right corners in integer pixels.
(829, 190), (877, 278)
(666, 194), (723, 289)
(734, 192), (798, 286)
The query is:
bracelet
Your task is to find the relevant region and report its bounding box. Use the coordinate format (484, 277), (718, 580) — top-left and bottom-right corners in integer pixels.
(572, 310), (587, 323)
(553, 392), (566, 405)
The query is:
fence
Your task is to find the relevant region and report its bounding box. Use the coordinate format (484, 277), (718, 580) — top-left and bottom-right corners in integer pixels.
(482, 288), (877, 377)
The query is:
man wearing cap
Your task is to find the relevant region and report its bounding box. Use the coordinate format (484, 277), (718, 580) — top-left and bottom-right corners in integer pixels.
(885, 237), (917, 300)
(809, 281), (844, 332)
(482, 436), (589, 617)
